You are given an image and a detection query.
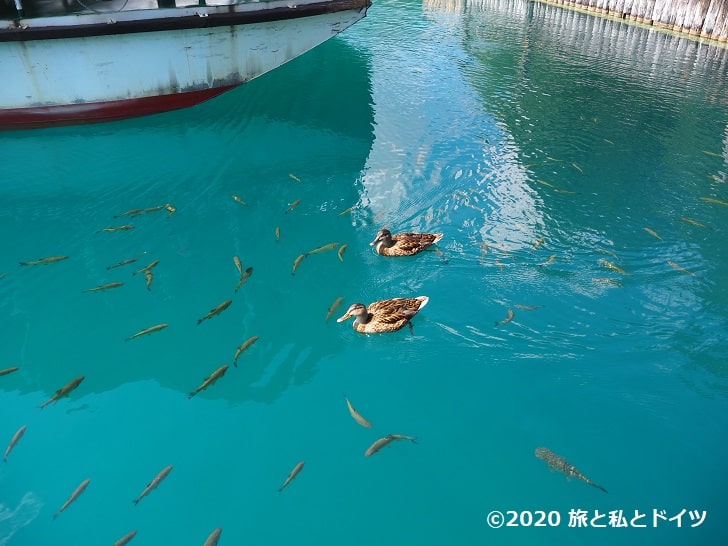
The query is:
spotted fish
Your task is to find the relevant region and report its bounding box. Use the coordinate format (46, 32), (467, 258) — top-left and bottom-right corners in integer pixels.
(535, 447), (607, 493)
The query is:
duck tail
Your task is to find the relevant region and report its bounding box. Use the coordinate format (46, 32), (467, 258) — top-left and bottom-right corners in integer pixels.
(416, 296), (430, 309)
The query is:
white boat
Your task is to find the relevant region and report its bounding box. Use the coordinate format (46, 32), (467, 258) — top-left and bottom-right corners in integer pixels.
(0, 0), (370, 129)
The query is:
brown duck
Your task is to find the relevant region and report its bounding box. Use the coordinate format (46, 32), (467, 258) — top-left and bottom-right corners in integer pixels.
(337, 296), (429, 333)
(370, 229), (443, 256)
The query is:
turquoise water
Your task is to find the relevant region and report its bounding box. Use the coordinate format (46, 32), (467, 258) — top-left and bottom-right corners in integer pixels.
(2, 0), (728, 545)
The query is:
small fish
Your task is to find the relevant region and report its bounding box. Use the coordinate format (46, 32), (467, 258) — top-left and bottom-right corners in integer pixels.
(133, 259), (159, 275)
(126, 323), (169, 341)
(231, 194), (246, 205)
(553, 188), (577, 194)
(681, 216), (708, 228)
(515, 304), (541, 310)
(306, 242), (339, 255)
(83, 281), (124, 293)
(599, 259), (627, 275)
(275, 226), (281, 241)
(535, 447), (607, 493)
(204, 528), (222, 546)
(495, 308), (515, 326)
(365, 434), (417, 457)
(115, 205), (166, 218)
(292, 254), (306, 275)
(278, 461), (304, 492)
(345, 396), (372, 429)
(325, 296), (344, 322)
(19, 255), (69, 266)
(595, 248), (618, 257)
(700, 196), (728, 206)
(337, 244), (348, 262)
(289, 173), (302, 182)
(233, 336), (259, 367)
(538, 254), (557, 267)
(106, 257), (138, 270)
(536, 179), (555, 188)
(234, 267), (253, 292)
(40, 376), (85, 409)
(285, 199), (301, 213)
(145, 270), (153, 291)
(338, 205), (355, 216)
(702, 150), (722, 158)
(113, 530), (137, 546)
(643, 227), (662, 240)
(54, 478), (91, 519)
(592, 277), (622, 287)
(3, 425), (26, 462)
(603, 139), (614, 145)
(133, 465), (173, 505)
(233, 256), (243, 275)
(197, 300), (232, 325)
(189, 365), (229, 399)
(667, 260), (697, 277)
(532, 237), (545, 250)
(97, 225), (134, 233)
(0, 366), (20, 376)
(571, 162), (583, 173)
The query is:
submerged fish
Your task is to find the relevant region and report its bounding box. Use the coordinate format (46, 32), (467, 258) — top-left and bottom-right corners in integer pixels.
(3, 424), (27, 462)
(514, 304), (541, 311)
(115, 204), (170, 218)
(106, 257), (139, 270)
(233, 336), (259, 367)
(126, 323), (169, 341)
(592, 277), (622, 287)
(495, 309), (515, 326)
(113, 530), (138, 546)
(325, 296), (344, 322)
(289, 173), (302, 183)
(19, 255), (68, 266)
(643, 227), (662, 240)
(292, 254), (306, 275)
(0, 366), (20, 376)
(164, 204), (176, 216)
(234, 267), (253, 292)
(345, 396), (372, 429)
(571, 162), (583, 173)
(133, 260), (159, 276)
(337, 244), (348, 262)
(285, 199), (301, 213)
(365, 434), (417, 457)
(700, 196), (728, 206)
(231, 195), (246, 205)
(83, 281), (124, 293)
(197, 300), (232, 325)
(145, 270), (153, 291)
(97, 225), (134, 233)
(535, 447), (607, 493)
(189, 365), (229, 398)
(702, 150), (722, 158)
(133, 465), (173, 505)
(538, 254), (557, 267)
(204, 528), (223, 546)
(532, 237), (545, 250)
(599, 259), (627, 275)
(306, 242), (339, 255)
(338, 205), (356, 216)
(54, 478), (91, 519)
(40, 376), (85, 409)
(667, 260), (698, 277)
(681, 216), (708, 228)
(233, 256), (243, 276)
(278, 461), (304, 492)
(275, 226), (281, 241)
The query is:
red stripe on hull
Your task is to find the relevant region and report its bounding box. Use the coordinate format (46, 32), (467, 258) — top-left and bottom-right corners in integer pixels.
(0, 85), (239, 130)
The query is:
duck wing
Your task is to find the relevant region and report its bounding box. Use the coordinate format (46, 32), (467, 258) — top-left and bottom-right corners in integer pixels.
(368, 298), (424, 322)
(392, 233), (442, 254)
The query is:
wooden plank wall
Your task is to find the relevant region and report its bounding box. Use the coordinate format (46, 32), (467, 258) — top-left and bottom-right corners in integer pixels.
(547, 0), (728, 41)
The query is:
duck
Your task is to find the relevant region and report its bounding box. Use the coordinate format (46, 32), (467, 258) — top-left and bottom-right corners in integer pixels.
(336, 296), (429, 333)
(370, 228), (443, 256)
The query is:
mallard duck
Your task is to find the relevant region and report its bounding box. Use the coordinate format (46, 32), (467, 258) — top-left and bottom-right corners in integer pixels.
(336, 296), (429, 333)
(370, 228), (443, 256)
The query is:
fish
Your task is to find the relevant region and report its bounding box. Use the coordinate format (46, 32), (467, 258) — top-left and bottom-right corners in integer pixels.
(233, 336), (259, 367)
(112, 530), (137, 546)
(231, 194), (246, 205)
(145, 270), (153, 291)
(535, 447), (607, 493)
(0, 273), (6, 280)
(19, 255), (69, 266)
(700, 196), (728, 206)
(338, 205), (356, 216)
(643, 227), (662, 240)
(515, 304), (541, 310)
(681, 216), (708, 228)
(133, 465), (173, 505)
(306, 242), (339, 255)
(115, 204), (172, 218)
(126, 323), (169, 341)
(3, 425), (26, 462)
(292, 254), (306, 275)
(592, 277), (622, 287)
(96, 225), (134, 233)
(595, 248), (618, 258)
(553, 188), (577, 194)
(234, 267), (253, 292)
(603, 139), (614, 145)
(325, 296), (344, 322)
(702, 150), (722, 157)
(133, 260), (159, 275)
(189, 365), (229, 398)
(83, 281), (124, 293)
(285, 199), (301, 213)
(667, 260), (697, 277)
(165, 204), (176, 216)
(275, 226), (281, 241)
(0, 366), (20, 376)
(365, 434), (417, 457)
(204, 528), (222, 546)
(233, 256), (243, 276)
(54, 478), (91, 519)
(571, 162), (583, 173)
(538, 254), (557, 267)
(278, 461), (304, 492)
(345, 396), (372, 429)
(106, 257), (138, 270)
(40, 376), (85, 409)
(289, 173), (302, 182)
(532, 237), (545, 250)
(197, 300), (232, 325)
(337, 244), (348, 262)
(495, 308), (515, 326)
(536, 179), (555, 188)
(599, 259), (627, 275)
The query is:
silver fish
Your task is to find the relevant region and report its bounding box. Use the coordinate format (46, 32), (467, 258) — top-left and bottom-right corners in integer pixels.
(365, 434), (417, 457)
(197, 300), (232, 325)
(188, 365), (229, 398)
(233, 336), (258, 367)
(113, 530), (138, 546)
(126, 323), (168, 341)
(278, 461), (304, 492)
(134, 465), (173, 505)
(3, 424), (26, 462)
(54, 478), (91, 519)
(204, 528), (222, 546)
(40, 376), (85, 409)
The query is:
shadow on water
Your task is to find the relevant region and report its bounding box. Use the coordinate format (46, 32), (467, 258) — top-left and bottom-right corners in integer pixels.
(0, 37), (375, 405)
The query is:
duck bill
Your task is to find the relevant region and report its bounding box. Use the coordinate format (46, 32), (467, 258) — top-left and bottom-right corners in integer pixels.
(369, 236), (380, 246)
(336, 312), (352, 323)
